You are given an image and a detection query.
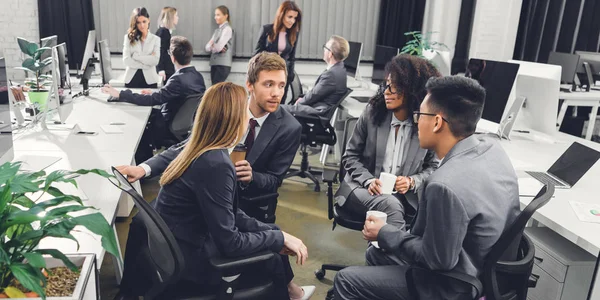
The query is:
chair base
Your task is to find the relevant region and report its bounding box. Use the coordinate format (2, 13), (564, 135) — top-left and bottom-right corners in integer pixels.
(285, 168), (322, 192)
(315, 264), (348, 280)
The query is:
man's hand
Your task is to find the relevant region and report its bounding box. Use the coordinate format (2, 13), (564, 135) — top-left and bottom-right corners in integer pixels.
(368, 179), (383, 196)
(140, 89), (152, 95)
(362, 215), (386, 241)
(395, 176), (410, 194)
(115, 165), (146, 183)
(235, 160), (253, 184)
(281, 231), (308, 265)
(158, 71), (166, 82)
(295, 97), (304, 105)
(101, 84), (120, 98)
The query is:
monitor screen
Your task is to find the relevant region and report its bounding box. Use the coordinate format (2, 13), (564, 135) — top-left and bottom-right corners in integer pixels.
(98, 40), (112, 85)
(80, 30), (96, 71)
(547, 51), (580, 84)
(465, 58), (520, 124)
(548, 142), (600, 187)
(56, 43), (68, 89)
(345, 41), (362, 79)
(0, 57), (14, 165)
(371, 45), (399, 85)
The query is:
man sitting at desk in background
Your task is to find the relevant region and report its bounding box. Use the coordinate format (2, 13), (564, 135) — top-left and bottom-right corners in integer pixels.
(281, 35), (349, 118)
(333, 76), (521, 300)
(101, 36), (206, 163)
(116, 51), (301, 221)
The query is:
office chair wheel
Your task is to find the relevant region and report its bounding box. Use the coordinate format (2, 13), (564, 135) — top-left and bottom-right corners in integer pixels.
(315, 268), (326, 280)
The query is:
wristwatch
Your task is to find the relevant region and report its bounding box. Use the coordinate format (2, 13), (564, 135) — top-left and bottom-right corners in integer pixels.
(408, 176), (415, 191)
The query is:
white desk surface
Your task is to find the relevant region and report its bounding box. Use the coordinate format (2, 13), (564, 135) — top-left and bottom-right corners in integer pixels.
(559, 90), (600, 101)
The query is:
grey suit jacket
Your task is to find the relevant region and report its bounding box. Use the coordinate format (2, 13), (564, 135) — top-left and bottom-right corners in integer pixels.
(337, 104), (438, 209)
(377, 135), (521, 300)
(299, 61), (347, 116)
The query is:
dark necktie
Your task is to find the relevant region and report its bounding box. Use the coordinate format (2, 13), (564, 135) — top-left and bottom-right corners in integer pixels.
(244, 119), (259, 154)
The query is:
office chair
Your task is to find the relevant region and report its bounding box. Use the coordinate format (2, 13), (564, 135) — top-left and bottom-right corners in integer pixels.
(405, 184), (555, 300)
(285, 88), (353, 192)
(315, 117), (365, 281)
(110, 167), (276, 300)
(240, 192), (279, 224)
(289, 71), (303, 105)
(169, 93), (204, 142)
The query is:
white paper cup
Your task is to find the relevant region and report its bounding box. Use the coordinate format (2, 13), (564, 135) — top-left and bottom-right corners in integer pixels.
(366, 210), (388, 224)
(379, 172), (396, 195)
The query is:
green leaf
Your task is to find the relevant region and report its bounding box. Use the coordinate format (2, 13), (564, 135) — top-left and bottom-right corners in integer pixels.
(43, 219), (80, 248)
(9, 263), (47, 299)
(13, 195), (35, 208)
(17, 37), (38, 57)
(0, 161), (21, 184)
(72, 213), (121, 263)
(0, 247), (10, 264)
(23, 252), (47, 269)
(47, 205), (89, 217)
(0, 184), (11, 215)
(33, 195), (84, 211)
(35, 249), (78, 271)
(13, 228), (43, 243)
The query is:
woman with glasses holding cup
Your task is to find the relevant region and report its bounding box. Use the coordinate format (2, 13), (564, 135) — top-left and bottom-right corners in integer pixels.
(336, 54), (441, 230)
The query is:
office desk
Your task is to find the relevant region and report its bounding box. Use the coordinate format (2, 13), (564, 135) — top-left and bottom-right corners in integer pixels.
(558, 91), (600, 140)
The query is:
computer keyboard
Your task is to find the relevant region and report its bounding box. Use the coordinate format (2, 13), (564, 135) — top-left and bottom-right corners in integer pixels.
(525, 171), (567, 187)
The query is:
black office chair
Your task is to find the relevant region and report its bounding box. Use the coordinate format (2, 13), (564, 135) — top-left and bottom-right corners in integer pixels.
(405, 184), (555, 300)
(169, 93), (204, 142)
(315, 117), (365, 281)
(110, 167), (276, 300)
(285, 88), (353, 192)
(289, 71), (303, 105)
(240, 192), (279, 224)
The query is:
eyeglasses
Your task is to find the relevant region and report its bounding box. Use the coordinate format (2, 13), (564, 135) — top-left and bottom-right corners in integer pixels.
(379, 83), (399, 95)
(322, 44), (331, 52)
(412, 111), (450, 124)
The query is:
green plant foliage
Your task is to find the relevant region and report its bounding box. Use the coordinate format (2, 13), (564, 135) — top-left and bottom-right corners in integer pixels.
(15, 37), (54, 92)
(0, 161), (119, 299)
(400, 31), (449, 58)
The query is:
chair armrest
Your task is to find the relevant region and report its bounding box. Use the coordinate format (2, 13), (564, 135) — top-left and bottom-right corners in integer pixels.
(240, 193), (279, 203)
(209, 250), (275, 276)
(405, 266), (483, 299)
(322, 169), (338, 183)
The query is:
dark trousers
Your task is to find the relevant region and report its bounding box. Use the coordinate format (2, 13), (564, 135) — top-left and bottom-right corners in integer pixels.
(135, 108), (175, 164)
(125, 69), (158, 89)
(210, 65), (231, 84)
(342, 188), (416, 230)
(162, 69), (174, 85)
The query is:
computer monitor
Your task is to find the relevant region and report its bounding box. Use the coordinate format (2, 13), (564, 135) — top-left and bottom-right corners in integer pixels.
(345, 41), (363, 80)
(40, 35), (57, 61)
(0, 57), (14, 165)
(547, 51), (580, 84)
(46, 47), (71, 124)
(80, 30), (96, 71)
(371, 45), (399, 85)
(55, 43), (69, 90)
(98, 40), (112, 85)
(575, 51), (600, 87)
(466, 58), (520, 124)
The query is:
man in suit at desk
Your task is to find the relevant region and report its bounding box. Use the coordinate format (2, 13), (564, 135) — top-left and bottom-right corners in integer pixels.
(117, 51), (302, 220)
(333, 76), (521, 300)
(101, 36), (206, 163)
(281, 35), (349, 118)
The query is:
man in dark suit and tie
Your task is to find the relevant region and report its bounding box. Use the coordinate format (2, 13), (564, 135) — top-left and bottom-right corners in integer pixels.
(333, 76), (521, 300)
(101, 36), (206, 163)
(282, 35), (349, 118)
(116, 51), (302, 220)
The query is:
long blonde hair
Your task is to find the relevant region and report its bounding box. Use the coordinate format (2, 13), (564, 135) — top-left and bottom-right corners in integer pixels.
(158, 6), (177, 29)
(160, 82), (248, 186)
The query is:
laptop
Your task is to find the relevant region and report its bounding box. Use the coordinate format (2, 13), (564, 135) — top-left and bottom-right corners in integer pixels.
(498, 96), (526, 139)
(525, 142), (600, 189)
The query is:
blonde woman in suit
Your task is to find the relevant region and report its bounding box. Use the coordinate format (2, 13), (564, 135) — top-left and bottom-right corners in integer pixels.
(123, 7), (160, 88)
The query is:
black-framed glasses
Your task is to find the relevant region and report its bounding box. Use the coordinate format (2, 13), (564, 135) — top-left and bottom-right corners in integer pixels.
(322, 44), (331, 52)
(379, 83), (399, 95)
(413, 111), (450, 124)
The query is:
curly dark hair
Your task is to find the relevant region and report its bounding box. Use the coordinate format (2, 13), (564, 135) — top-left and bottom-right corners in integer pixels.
(368, 54), (441, 130)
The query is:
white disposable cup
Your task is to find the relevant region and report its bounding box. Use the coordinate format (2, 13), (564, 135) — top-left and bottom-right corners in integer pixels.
(366, 210), (388, 224)
(378, 172), (396, 195)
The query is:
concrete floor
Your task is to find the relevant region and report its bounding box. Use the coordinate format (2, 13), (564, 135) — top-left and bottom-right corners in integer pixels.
(99, 149), (368, 299)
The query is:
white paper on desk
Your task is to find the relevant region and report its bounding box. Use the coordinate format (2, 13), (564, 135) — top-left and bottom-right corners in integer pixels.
(100, 125), (123, 134)
(569, 201), (600, 224)
(518, 177), (545, 197)
(46, 123), (77, 131)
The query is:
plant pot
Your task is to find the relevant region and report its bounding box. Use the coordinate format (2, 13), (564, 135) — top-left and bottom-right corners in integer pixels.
(423, 49), (451, 76)
(9, 253), (96, 300)
(28, 91), (50, 110)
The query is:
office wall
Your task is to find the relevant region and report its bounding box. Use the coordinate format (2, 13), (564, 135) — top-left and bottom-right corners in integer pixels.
(422, 0), (461, 69)
(469, 0), (523, 61)
(0, 0), (40, 80)
(96, 0), (380, 60)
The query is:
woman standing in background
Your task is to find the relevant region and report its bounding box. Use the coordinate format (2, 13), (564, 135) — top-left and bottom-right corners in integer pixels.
(205, 5), (233, 84)
(123, 7), (160, 88)
(156, 6), (179, 84)
(254, 1), (302, 103)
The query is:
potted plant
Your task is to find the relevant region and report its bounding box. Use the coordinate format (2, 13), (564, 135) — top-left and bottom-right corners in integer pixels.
(0, 161), (121, 299)
(14, 37), (54, 110)
(401, 31), (451, 75)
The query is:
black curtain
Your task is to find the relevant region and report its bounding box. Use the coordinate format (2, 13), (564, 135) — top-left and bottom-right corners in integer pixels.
(513, 0), (600, 63)
(451, 0), (476, 74)
(376, 0), (426, 49)
(38, 0), (95, 70)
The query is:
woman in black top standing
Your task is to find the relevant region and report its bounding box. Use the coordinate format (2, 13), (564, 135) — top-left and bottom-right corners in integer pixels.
(254, 0), (302, 103)
(156, 6), (178, 84)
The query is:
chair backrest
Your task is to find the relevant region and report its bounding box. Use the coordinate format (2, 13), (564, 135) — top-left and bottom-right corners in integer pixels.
(290, 71), (303, 104)
(483, 184), (555, 300)
(109, 167), (185, 299)
(293, 114), (338, 147)
(169, 93), (203, 141)
(338, 117), (358, 181)
(323, 88), (353, 121)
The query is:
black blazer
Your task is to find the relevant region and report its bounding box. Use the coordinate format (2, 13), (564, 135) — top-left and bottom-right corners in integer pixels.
(144, 106), (302, 198)
(254, 24), (298, 81)
(154, 149), (284, 283)
(118, 66), (206, 125)
(301, 61), (348, 116)
(155, 27), (175, 79)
